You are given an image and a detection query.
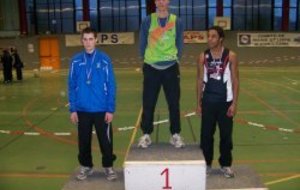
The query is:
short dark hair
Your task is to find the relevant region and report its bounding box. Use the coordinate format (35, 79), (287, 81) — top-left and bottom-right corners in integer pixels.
(81, 27), (97, 38)
(208, 26), (225, 39)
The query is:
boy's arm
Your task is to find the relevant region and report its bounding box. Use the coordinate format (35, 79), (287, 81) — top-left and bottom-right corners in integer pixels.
(176, 17), (184, 60)
(196, 53), (204, 115)
(107, 59), (116, 114)
(68, 59), (77, 113)
(227, 51), (240, 117)
(139, 17), (150, 58)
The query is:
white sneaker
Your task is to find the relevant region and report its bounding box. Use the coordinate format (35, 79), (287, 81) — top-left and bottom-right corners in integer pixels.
(104, 167), (117, 181)
(76, 166), (93, 180)
(206, 165), (212, 176)
(220, 167), (235, 178)
(170, 133), (185, 148)
(138, 134), (152, 148)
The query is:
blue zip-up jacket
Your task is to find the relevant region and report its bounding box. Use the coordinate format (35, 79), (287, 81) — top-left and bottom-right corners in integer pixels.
(68, 49), (116, 113)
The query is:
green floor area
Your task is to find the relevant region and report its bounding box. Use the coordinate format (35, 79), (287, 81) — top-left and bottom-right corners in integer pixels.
(0, 66), (299, 190)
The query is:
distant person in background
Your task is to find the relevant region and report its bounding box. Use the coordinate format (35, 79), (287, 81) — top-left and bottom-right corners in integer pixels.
(1, 49), (13, 84)
(11, 48), (24, 81)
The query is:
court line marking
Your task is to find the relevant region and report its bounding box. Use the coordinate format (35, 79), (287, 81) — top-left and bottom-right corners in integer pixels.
(250, 78), (300, 94)
(123, 107), (143, 164)
(265, 174), (300, 186)
(235, 159), (300, 164)
(1, 111), (299, 136)
(0, 171), (299, 179)
(5, 96), (127, 156)
(1, 109), (300, 117)
(283, 77), (299, 84)
(31, 65), (300, 74)
(247, 78), (300, 105)
(241, 87), (300, 128)
(0, 173), (69, 178)
(260, 172), (299, 177)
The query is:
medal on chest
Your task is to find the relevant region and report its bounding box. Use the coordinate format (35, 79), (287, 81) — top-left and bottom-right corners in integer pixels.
(84, 52), (96, 85)
(209, 59), (223, 81)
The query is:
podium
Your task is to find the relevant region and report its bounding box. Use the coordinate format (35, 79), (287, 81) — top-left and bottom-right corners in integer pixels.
(62, 144), (268, 190)
(124, 143), (206, 190)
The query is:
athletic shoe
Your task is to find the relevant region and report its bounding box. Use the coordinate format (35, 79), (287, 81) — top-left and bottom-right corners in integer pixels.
(138, 134), (152, 148)
(104, 167), (117, 181)
(169, 133), (185, 148)
(76, 166), (93, 180)
(220, 167), (235, 178)
(206, 165), (212, 176)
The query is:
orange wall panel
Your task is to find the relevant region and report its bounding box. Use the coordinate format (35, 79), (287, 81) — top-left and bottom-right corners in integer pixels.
(39, 37), (61, 69)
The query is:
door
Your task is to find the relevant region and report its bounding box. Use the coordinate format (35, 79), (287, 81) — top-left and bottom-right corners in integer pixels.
(39, 37), (60, 70)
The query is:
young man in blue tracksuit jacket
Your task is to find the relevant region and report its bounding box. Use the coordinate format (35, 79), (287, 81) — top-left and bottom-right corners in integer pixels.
(68, 27), (117, 181)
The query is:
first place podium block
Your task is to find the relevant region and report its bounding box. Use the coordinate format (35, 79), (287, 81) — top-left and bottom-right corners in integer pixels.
(124, 143), (206, 190)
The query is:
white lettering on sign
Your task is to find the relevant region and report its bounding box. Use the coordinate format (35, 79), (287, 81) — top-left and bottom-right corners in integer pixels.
(238, 32), (300, 47)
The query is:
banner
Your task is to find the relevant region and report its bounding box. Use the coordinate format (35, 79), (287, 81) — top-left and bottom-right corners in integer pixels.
(184, 31), (207, 44)
(237, 33), (300, 47)
(65, 32), (135, 47)
(214, 17), (231, 30)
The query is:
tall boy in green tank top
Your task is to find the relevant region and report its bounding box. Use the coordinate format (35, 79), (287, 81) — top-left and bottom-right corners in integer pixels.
(138, 0), (184, 148)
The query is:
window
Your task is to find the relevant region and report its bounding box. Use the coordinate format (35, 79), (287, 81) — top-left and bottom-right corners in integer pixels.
(298, 0), (300, 30)
(75, 0), (82, 22)
(23, 0), (300, 34)
(90, 0), (140, 32)
(25, 0), (34, 34)
(246, 0), (259, 30)
(289, 0), (298, 30)
(141, 0), (146, 20)
(232, 0), (272, 30)
(273, 0), (282, 31)
(193, 0), (207, 30)
(89, 0), (97, 30)
(30, 0), (76, 34)
(208, 0), (217, 27)
(61, 0), (75, 33)
(259, 0), (272, 30)
(233, 0), (246, 30)
(169, 0), (207, 31)
(223, 0), (232, 17)
(127, 0), (140, 31)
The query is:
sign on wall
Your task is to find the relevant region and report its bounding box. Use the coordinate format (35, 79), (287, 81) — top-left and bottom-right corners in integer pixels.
(184, 31), (207, 43)
(238, 33), (300, 47)
(214, 17), (231, 30)
(65, 32), (135, 47)
(27, 43), (34, 53)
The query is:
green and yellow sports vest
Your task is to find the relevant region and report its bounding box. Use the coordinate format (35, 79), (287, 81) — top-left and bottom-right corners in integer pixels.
(144, 13), (178, 64)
